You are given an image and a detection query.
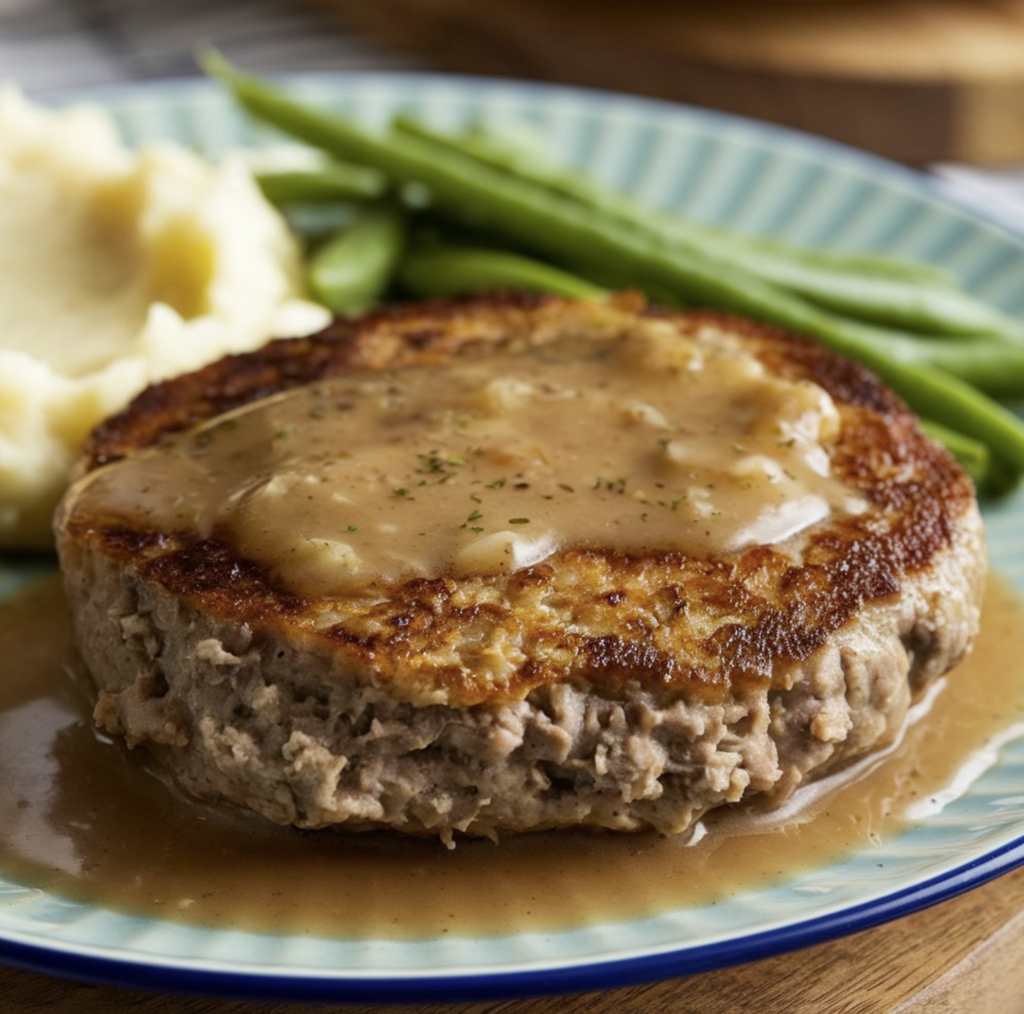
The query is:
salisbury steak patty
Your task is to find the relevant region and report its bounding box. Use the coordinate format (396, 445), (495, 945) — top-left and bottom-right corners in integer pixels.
(56, 293), (985, 842)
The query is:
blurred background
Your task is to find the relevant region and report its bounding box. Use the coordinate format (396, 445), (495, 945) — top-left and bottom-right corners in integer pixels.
(3, 0), (1024, 227)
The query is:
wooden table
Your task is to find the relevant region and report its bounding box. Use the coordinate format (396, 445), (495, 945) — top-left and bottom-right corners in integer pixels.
(5, 862), (1024, 1013)
(321, 0), (1024, 165)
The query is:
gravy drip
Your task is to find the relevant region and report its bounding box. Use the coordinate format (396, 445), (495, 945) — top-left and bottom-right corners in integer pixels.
(1, 574), (1023, 940)
(64, 321), (859, 596)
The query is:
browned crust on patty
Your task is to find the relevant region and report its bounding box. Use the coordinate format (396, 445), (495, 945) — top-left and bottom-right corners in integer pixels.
(63, 293), (977, 708)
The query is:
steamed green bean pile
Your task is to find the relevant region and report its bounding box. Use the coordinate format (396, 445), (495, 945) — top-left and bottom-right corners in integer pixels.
(204, 53), (1024, 495)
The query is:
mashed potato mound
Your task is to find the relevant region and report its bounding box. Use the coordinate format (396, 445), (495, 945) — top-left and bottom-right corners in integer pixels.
(0, 86), (330, 548)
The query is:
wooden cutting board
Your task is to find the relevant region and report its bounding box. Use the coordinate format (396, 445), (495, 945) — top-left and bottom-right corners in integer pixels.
(317, 0), (1024, 165)
(4, 860), (1024, 1012)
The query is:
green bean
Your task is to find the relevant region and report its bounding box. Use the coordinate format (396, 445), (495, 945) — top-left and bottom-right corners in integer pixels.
(256, 163), (387, 204)
(392, 115), (970, 301)
(684, 230), (1021, 337)
(307, 202), (406, 315)
(400, 138), (1024, 398)
(206, 59), (1004, 343)
(204, 57), (889, 336)
(701, 228), (959, 287)
(204, 54), (1024, 486)
(398, 244), (606, 300)
(208, 59), (1014, 358)
(919, 419), (990, 486)
(394, 115), (1022, 338)
(841, 322), (1024, 399)
(563, 255), (689, 308)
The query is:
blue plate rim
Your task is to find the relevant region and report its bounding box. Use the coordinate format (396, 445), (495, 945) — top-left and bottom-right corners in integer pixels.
(2, 831), (1023, 1003)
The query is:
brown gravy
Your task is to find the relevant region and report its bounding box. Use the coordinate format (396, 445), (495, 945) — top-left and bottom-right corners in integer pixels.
(1, 572), (1023, 941)
(63, 319), (855, 597)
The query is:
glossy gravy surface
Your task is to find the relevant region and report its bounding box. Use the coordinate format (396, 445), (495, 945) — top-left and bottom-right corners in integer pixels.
(1, 573), (1023, 940)
(65, 321), (858, 596)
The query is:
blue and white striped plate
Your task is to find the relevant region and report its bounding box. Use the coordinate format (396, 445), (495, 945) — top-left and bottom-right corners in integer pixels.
(3, 72), (1024, 1003)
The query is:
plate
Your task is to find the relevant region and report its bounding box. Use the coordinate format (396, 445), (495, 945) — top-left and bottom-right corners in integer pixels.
(4, 71), (1024, 1003)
